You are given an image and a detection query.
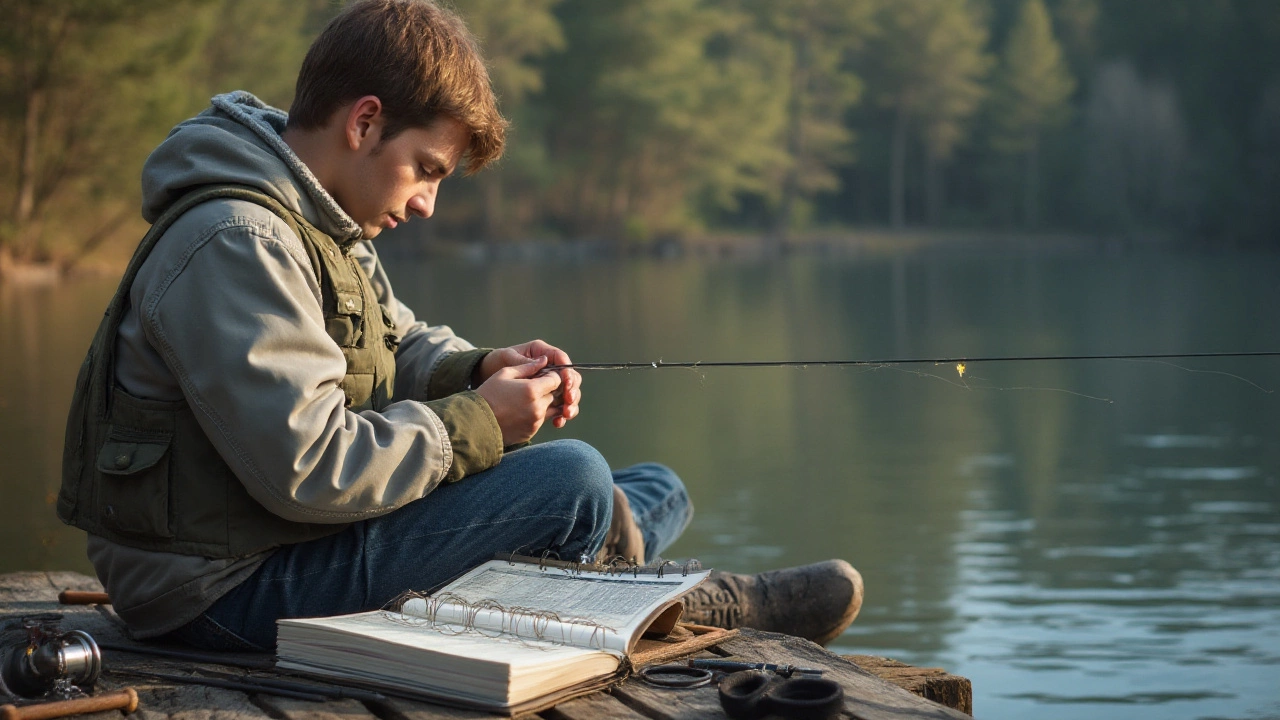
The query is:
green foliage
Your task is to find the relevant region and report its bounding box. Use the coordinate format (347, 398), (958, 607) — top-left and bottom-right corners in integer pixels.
(988, 0), (1075, 156)
(447, 0), (564, 238)
(454, 0), (563, 105)
(869, 0), (991, 160)
(2, 0), (1279, 253)
(861, 0), (992, 227)
(981, 0), (1075, 227)
(0, 0), (198, 255)
(532, 0), (793, 239)
(745, 0), (872, 235)
(0, 0), (327, 259)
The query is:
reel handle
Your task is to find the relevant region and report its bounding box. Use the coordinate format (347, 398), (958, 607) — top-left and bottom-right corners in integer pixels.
(1, 688), (138, 720)
(56, 592), (110, 606)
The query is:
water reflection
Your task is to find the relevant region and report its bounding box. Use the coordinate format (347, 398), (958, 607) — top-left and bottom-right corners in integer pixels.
(2, 248), (1278, 719)
(0, 277), (116, 575)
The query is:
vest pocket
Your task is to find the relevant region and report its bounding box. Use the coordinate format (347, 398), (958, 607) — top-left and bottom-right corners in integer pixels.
(95, 429), (173, 539)
(340, 373), (376, 411)
(325, 316), (360, 346)
(325, 290), (365, 347)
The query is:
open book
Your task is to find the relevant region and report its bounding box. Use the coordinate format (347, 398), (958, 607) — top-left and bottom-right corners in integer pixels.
(275, 556), (711, 714)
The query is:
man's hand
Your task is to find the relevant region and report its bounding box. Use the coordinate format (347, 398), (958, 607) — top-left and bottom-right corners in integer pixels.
(473, 356), (563, 446)
(475, 340), (582, 429)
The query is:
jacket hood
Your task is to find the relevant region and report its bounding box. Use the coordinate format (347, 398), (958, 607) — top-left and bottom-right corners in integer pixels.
(141, 91), (362, 243)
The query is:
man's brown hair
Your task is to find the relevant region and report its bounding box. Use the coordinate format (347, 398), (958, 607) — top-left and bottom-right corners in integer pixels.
(289, 0), (506, 174)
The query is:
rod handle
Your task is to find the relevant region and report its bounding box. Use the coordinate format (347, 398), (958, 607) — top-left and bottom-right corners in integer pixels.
(57, 591), (111, 605)
(1, 688), (138, 720)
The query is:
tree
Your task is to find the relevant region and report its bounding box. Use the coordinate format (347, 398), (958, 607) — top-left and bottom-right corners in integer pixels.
(0, 0), (199, 258)
(452, 0), (564, 241)
(538, 0), (790, 242)
(744, 0), (873, 242)
(987, 0), (1075, 228)
(0, 0), (324, 265)
(863, 0), (991, 228)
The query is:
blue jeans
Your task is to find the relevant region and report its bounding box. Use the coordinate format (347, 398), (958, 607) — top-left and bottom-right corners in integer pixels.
(167, 439), (692, 651)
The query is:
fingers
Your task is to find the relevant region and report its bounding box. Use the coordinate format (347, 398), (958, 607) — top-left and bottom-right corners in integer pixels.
(477, 347), (531, 385)
(545, 345), (572, 367)
(487, 341), (580, 432)
(474, 357), (565, 446)
(495, 347), (530, 366)
(519, 339), (572, 368)
(495, 357), (563, 396)
(539, 363), (581, 429)
(566, 368), (581, 408)
(501, 355), (552, 380)
(550, 402), (579, 428)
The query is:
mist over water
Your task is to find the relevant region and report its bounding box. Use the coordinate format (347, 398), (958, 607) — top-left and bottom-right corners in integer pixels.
(3, 246), (1278, 719)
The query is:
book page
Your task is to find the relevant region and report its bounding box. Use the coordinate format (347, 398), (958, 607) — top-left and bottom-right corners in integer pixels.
(277, 610), (620, 708)
(403, 559), (708, 653)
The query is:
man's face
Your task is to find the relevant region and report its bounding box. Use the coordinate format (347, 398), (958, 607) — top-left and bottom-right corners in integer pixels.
(333, 115), (470, 239)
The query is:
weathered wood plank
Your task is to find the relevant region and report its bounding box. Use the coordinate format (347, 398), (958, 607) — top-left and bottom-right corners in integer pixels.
(539, 690), (648, 720)
(0, 571), (104, 604)
(0, 572), (114, 636)
(255, 696), (378, 720)
(370, 696), (501, 720)
(717, 630), (970, 720)
(91, 674), (273, 720)
(844, 656), (972, 716)
(608, 675), (724, 720)
(2, 572), (279, 720)
(1, 603), (133, 649)
(1, 573), (974, 719)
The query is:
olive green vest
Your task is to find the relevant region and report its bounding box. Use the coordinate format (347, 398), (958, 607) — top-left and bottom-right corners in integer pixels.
(58, 185), (400, 558)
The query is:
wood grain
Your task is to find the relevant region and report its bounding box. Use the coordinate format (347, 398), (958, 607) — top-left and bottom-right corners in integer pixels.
(844, 655), (972, 715)
(1, 573), (975, 719)
(254, 696), (376, 720)
(539, 691), (648, 720)
(717, 631), (971, 719)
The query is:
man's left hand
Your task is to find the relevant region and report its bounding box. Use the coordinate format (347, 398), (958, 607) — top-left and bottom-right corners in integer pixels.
(476, 340), (581, 429)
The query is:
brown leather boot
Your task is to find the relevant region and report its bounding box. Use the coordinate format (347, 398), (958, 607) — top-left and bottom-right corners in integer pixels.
(680, 560), (864, 646)
(595, 486), (646, 565)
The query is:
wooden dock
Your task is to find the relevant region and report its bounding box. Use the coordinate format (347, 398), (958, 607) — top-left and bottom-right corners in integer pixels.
(1, 572), (971, 719)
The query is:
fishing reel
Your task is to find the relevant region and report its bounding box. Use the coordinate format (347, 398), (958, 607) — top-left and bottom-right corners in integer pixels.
(0, 616), (101, 699)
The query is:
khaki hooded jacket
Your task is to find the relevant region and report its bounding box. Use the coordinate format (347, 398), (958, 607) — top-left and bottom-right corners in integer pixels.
(86, 92), (502, 637)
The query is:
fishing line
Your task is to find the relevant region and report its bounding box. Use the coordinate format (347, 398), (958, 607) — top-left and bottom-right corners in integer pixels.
(1117, 357), (1274, 393)
(543, 350), (1280, 402)
(547, 350), (1280, 372)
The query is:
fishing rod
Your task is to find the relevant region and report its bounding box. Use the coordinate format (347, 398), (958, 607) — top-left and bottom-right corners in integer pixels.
(547, 350), (1280, 372)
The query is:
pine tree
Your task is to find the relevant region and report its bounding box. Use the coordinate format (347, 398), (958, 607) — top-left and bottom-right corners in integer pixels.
(0, 0), (325, 263)
(452, 0), (564, 240)
(987, 0), (1075, 228)
(864, 0), (991, 228)
(744, 0), (873, 243)
(538, 0), (791, 241)
(0, 0), (212, 260)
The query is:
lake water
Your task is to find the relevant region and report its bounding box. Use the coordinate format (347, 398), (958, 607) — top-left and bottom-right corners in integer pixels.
(2, 244), (1278, 719)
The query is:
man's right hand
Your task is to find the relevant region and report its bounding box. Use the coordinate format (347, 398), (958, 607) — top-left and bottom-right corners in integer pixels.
(473, 355), (563, 446)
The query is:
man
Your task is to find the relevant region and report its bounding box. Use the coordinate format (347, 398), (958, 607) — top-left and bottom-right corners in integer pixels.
(59, 0), (862, 651)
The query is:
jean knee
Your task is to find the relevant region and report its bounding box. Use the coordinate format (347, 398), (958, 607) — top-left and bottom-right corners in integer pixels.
(538, 439), (613, 535)
(632, 462), (686, 494)
(615, 463), (693, 520)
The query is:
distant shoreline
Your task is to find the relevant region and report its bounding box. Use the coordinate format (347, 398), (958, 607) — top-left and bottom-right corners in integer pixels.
(378, 226), (1176, 263)
(0, 226), (1183, 283)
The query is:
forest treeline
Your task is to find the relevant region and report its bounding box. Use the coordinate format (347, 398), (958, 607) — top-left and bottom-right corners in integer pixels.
(2, 0), (1278, 264)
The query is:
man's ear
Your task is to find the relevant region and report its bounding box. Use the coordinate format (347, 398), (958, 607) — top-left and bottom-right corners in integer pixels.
(344, 95), (384, 152)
